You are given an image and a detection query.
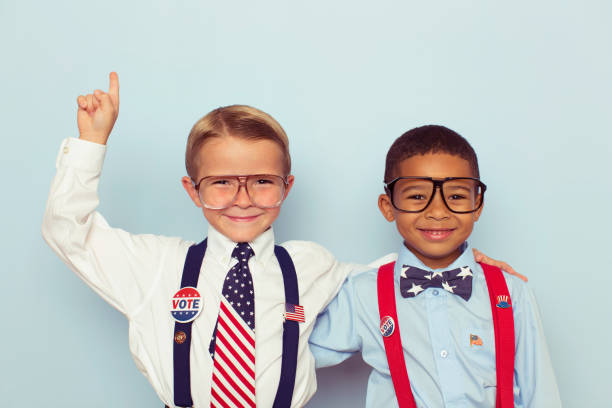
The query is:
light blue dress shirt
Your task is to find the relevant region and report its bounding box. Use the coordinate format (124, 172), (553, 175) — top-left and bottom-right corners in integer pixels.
(309, 243), (561, 407)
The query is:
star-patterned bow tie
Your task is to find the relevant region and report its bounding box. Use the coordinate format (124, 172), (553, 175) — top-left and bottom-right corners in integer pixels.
(399, 264), (474, 301)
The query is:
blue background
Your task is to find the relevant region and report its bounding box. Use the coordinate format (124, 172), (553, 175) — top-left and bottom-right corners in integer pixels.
(2, 1), (611, 406)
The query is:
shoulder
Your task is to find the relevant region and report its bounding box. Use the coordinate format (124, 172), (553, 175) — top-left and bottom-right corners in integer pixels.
(342, 266), (379, 299)
(478, 263), (529, 290)
(479, 263), (535, 310)
(138, 232), (193, 251)
(502, 269), (532, 299)
(130, 233), (194, 268)
(278, 240), (336, 266)
(352, 266), (378, 284)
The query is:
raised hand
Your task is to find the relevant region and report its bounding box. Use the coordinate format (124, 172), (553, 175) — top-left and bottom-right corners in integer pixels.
(472, 248), (528, 282)
(77, 72), (120, 145)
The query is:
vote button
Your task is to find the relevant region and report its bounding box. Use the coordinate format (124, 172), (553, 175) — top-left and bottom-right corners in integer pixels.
(171, 287), (203, 323)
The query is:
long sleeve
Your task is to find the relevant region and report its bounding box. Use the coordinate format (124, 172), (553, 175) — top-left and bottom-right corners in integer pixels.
(41, 138), (187, 316)
(512, 282), (562, 407)
(308, 275), (362, 368)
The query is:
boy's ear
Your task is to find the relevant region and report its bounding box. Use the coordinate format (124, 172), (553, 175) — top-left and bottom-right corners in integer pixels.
(378, 193), (396, 222)
(472, 195), (484, 222)
(283, 175), (295, 199)
(181, 176), (203, 208)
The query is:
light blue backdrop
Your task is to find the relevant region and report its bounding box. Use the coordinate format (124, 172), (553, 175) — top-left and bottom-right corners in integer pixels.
(2, 1), (610, 406)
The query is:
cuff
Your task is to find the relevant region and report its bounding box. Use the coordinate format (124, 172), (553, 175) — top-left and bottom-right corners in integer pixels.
(55, 137), (107, 172)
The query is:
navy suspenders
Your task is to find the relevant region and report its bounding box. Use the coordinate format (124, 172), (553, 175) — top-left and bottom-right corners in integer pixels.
(173, 239), (208, 407)
(271, 245), (299, 408)
(171, 240), (300, 408)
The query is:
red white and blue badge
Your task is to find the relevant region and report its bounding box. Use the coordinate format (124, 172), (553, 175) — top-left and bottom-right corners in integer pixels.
(496, 295), (511, 309)
(380, 316), (395, 337)
(171, 287), (202, 323)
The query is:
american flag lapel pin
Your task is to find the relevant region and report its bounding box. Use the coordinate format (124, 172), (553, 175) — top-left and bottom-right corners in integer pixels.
(285, 303), (305, 323)
(470, 334), (483, 347)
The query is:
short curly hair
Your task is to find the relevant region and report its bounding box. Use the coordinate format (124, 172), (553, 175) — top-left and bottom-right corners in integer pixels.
(384, 125), (479, 182)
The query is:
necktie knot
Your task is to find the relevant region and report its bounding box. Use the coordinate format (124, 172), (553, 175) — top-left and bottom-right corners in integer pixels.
(400, 264), (474, 301)
(232, 242), (254, 262)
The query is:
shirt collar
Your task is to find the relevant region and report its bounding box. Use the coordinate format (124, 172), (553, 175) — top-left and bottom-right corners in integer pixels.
(395, 241), (477, 280)
(206, 225), (276, 269)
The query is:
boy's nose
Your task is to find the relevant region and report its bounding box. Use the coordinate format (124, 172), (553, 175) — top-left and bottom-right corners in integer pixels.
(234, 185), (254, 208)
(425, 189), (450, 219)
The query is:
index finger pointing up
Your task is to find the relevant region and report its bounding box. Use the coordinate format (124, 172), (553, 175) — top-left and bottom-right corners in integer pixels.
(108, 71), (120, 108)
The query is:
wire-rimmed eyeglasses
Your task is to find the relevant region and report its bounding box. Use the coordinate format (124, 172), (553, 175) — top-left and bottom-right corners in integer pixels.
(193, 174), (289, 210)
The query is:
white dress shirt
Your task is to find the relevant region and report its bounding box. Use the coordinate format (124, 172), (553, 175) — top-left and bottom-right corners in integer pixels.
(42, 138), (356, 407)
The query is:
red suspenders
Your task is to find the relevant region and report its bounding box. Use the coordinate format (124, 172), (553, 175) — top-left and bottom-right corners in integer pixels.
(481, 262), (515, 408)
(377, 261), (515, 408)
(377, 261), (418, 408)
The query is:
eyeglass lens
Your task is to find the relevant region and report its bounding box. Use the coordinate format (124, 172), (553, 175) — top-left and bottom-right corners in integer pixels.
(391, 178), (483, 213)
(198, 175), (286, 209)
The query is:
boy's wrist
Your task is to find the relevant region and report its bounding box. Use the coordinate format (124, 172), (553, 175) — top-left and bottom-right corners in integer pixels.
(79, 131), (110, 145)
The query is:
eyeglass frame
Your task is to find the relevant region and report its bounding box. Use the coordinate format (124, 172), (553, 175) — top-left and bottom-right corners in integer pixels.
(384, 176), (487, 214)
(192, 174), (290, 210)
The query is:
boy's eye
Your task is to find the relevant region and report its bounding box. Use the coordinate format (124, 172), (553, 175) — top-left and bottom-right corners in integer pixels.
(407, 194), (427, 200)
(447, 194), (468, 200)
(255, 178), (274, 184)
(209, 178), (234, 186)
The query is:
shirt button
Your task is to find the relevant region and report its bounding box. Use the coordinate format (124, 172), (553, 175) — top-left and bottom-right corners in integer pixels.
(63, 146), (70, 154)
(432, 289), (439, 296)
(440, 350), (448, 358)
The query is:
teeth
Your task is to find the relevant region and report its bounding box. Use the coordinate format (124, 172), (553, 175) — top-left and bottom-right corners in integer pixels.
(425, 230), (450, 236)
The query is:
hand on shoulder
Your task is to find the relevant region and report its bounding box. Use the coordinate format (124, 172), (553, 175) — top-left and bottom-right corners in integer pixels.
(472, 248), (528, 282)
(76, 72), (120, 145)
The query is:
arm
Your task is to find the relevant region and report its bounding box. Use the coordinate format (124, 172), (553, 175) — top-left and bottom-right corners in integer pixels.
(512, 284), (562, 407)
(309, 276), (362, 368)
(42, 73), (181, 315)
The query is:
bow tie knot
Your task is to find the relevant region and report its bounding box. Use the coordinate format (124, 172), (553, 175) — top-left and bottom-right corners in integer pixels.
(400, 265), (473, 301)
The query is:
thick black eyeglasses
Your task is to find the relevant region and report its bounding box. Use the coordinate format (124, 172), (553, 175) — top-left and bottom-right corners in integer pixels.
(384, 177), (487, 214)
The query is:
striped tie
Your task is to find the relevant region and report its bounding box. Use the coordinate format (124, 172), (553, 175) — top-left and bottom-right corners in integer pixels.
(210, 243), (256, 407)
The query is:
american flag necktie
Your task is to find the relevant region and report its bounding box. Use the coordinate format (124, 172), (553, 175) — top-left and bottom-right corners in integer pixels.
(210, 243), (256, 407)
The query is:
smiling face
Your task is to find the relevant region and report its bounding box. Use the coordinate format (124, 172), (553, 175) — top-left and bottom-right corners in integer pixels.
(182, 135), (294, 243)
(378, 153), (483, 269)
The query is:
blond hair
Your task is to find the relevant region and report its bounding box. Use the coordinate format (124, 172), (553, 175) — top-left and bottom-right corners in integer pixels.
(185, 105), (291, 180)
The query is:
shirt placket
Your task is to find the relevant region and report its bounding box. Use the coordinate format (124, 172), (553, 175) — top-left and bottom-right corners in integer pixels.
(425, 288), (465, 407)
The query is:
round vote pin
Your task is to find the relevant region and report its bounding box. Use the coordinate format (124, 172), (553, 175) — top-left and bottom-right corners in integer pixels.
(171, 287), (203, 323)
(380, 316), (395, 337)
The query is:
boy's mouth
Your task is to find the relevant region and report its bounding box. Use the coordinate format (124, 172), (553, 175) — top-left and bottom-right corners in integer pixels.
(417, 228), (455, 241)
(224, 214), (262, 223)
